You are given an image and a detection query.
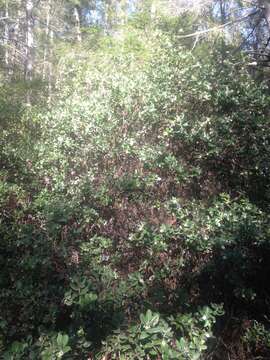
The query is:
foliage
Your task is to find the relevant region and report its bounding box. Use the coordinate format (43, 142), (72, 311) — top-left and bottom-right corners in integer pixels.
(243, 321), (270, 350)
(99, 305), (224, 359)
(0, 10), (270, 360)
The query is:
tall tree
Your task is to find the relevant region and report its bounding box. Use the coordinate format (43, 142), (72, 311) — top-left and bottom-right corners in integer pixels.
(42, 0), (52, 80)
(25, 0), (34, 81)
(73, 4), (82, 42)
(4, 0), (9, 74)
(259, 0), (270, 28)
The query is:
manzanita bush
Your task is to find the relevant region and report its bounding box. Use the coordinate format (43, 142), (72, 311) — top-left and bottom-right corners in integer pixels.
(1, 15), (270, 360)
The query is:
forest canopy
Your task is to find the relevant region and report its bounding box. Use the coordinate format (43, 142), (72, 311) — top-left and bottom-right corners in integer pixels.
(0, 0), (270, 359)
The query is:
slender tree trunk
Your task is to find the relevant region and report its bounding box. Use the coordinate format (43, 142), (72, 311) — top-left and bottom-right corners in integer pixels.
(219, 0), (226, 60)
(104, 0), (116, 34)
(151, 0), (157, 20)
(41, 0), (53, 104)
(219, 0), (226, 24)
(42, 0), (52, 80)
(10, 6), (21, 76)
(259, 0), (270, 28)
(4, 0), (9, 75)
(74, 5), (82, 43)
(103, 1), (109, 34)
(119, 0), (127, 25)
(25, 0), (34, 81)
(48, 27), (54, 105)
(25, 0), (34, 105)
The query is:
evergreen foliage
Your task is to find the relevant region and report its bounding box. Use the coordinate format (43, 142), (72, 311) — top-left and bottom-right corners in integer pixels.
(0, 1), (270, 359)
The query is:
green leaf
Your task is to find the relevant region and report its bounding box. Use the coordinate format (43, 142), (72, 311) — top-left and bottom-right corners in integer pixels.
(57, 333), (69, 347)
(139, 332), (150, 340)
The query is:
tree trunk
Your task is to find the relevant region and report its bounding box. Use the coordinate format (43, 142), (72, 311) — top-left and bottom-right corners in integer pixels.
(25, 0), (34, 105)
(10, 5), (21, 77)
(119, 0), (127, 25)
(219, 0), (226, 60)
(74, 5), (82, 43)
(104, 0), (116, 34)
(259, 0), (270, 29)
(151, 0), (157, 20)
(25, 0), (34, 81)
(4, 0), (9, 75)
(42, 0), (52, 81)
(47, 27), (54, 105)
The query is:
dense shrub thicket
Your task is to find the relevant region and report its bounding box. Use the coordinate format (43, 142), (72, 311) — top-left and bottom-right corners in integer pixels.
(1, 27), (270, 359)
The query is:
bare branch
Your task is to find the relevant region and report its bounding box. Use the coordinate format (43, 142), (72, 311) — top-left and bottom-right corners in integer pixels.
(177, 9), (259, 39)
